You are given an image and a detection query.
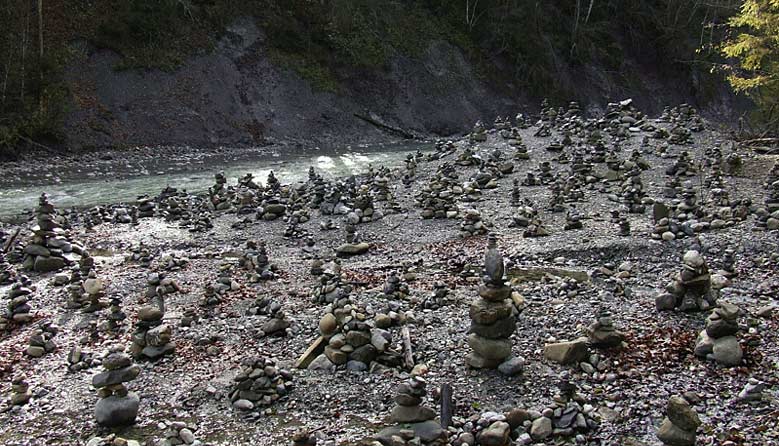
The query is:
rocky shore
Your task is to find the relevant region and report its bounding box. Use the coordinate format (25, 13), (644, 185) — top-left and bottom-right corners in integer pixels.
(0, 100), (777, 445)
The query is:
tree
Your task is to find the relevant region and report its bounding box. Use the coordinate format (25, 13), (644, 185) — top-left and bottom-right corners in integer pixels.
(721, 0), (779, 125)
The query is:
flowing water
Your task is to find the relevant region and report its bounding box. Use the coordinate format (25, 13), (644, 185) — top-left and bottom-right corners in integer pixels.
(0, 142), (431, 220)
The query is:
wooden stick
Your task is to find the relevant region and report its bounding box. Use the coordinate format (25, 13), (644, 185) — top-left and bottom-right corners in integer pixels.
(401, 325), (414, 370)
(440, 383), (453, 428)
(3, 228), (20, 253)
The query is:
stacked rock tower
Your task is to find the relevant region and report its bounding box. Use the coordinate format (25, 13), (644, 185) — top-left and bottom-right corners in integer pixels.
(467, 235), (517, 368)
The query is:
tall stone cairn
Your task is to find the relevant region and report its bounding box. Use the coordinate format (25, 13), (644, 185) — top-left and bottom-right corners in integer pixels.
(467, 235), (516, 368)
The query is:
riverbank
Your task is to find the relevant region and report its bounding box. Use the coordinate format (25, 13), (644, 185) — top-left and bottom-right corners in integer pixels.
(0, 108), (777, 445)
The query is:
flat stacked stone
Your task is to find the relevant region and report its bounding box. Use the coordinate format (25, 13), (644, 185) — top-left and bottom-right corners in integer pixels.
(130, 296), (174, 360)
(145, 272), (181, 299)
(92, 347), (140, 427)
(23, 193), (75, 273)
(208, 172), (233, 211)
(2, 276), (34, 330)
(105, 296), (126, 333)
(26, 321), (57, 358)
(694, 302), (743, 367)
(9, 374), (31, 406)
(86, 435), (141, 446)
(655, 250), (717, 312)
(468, 236), (517, 369)
(65, 268), (86, 309)
(656, 395), (700, 446)
(229, 356), (293, 412)
(585, 308), (625, 348)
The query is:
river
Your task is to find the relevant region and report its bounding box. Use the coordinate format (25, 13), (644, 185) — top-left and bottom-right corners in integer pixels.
(0, 142), (431, 220)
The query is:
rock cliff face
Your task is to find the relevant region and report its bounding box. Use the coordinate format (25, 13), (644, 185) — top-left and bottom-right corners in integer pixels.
(62, 18), (740, 150)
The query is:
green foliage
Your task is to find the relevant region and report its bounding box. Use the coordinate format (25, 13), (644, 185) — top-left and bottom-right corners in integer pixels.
(721, 0), (779, 124)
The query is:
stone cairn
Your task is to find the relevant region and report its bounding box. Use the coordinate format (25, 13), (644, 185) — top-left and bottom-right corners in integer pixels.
(250, 296), (291, 337)
(379, 272), (409, 300)
(26, 321), (57, 358)
(82, 270), (107, 313)
(130, 294), (174, 360)
(106, 297), (126, 333)
(240, 240), (275, 281)
(8, 374), (32, 407)
(92, 346), (141, 427)
(416, 164), (460, 219)
(67, 346), (99, 372)
(694, 302), (743, 367)
(136, 194), (156, 218)
(460, 208), (489, 236)
(371, 376), (446, 446)
(23, 193), (75, 273)
(655, 251), (717, 312)
(656, 395), (700, 446)
(158, 421), (200, 446)
(0, 252), (14, 285)
(585, 308), (625, 348)
(129, 242), (154, 267)
(229, 356), (293, 413)
(314, 301), (402, 372)
(467, 235), (517, 369)
(1, 275), (34, 331)
(421, 281), (450, 310)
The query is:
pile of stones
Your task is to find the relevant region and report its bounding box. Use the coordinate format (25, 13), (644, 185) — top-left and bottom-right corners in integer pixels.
(240, 241), (276, 281)
(92, 347), (141, 427)
(85, 436), (141, 446)
(585, 308), (625, 348)
(314, 302), (403, 372)
(130, 296), (175, 360)
(460, 208), (489, 236)
(159, 252), (188, 271)
(470, 121), (488, 142)
(416, 165), (461, 219)
(67, 346), (99, 372)
(201, 263), (239, 306)
(372, 377), (445, 445)
(656, 250), (717, 312)
(694, 302), (743, 367)
(145, 272), (181, 300)
(23, 193), (79, 273)
(378, 272), (410, 300)
(26, 321), (58, 358)
(250, 296), (291, 337)
(229, 356), (293, 412)
(128, 242), (154, 267)
(158, 421), (201, 446)
(311, 269), (352, 305)
(8, 374), (32, 407)
(656, 395), (700, 446)
(81, 270), (107, 313)
(136, 195), (156, 218)
(1, 275), (34, 330)
(0, 252), (14, 285)
(467, 236), (519, 371)
(420, 281), (450, 310)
